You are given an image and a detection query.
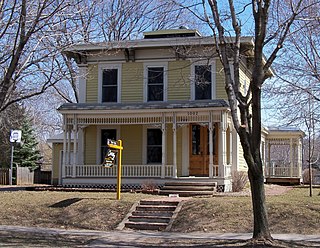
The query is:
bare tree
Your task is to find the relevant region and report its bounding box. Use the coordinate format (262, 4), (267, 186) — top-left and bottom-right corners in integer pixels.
(176, 0), (313, 243)
(0, 0), (73, 113)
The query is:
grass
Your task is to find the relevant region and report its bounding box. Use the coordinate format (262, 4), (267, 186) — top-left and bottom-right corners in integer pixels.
(0, 187), (319, 235)
(171, 187), (320, 234)
(0, 191), (156, 230)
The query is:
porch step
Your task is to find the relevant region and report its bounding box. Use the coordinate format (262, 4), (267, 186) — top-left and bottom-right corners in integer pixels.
(159, 181), (217, 197)
(122, 199), (182, 231)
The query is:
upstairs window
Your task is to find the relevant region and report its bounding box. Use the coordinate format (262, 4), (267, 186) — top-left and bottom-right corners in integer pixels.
(191, 61), (215, 100)
(195, 65), (212, 100)
(147, 67), (164, 101)
(102, 68), (118, 102)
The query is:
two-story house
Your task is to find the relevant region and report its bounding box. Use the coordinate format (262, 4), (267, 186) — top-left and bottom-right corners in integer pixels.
(49, 28), (304, 191)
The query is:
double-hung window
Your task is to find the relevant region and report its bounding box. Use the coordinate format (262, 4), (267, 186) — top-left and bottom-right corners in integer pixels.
(100, 129), (117, 164)
(144, 63), (167, 102)
(100, 65), (121, 103)
(192, 61), (215, 100)
(147, 129), (162, 164)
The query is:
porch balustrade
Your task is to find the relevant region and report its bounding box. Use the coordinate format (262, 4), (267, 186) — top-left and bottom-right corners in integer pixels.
(208, 164), (232, 178)
(64, 164), (231, 178)
(264, 164), (300, 178)
(64, 164), (174, 178)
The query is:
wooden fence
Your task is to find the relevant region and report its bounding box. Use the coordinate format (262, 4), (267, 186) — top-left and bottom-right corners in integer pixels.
(0, 168), (9, 185)
(16, 167), (34, 185)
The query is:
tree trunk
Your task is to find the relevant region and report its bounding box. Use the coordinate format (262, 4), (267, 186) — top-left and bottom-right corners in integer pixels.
(248, 166), (272, 241)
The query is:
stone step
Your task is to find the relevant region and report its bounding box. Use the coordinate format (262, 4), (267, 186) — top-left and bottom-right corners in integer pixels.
(128, 215), (171, 223)
(164, 181), (217, 187)
(159, 190), (214, 197)
(161, 185), (215, 191)
(131, 210), (173, 217)
(136, 205), (176, 212)
(125, 221), (168, 231)
(139, 200), (179, 206)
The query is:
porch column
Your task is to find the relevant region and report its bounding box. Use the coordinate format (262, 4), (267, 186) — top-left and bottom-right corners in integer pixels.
(209, 112), (214, 178)
(297, 137), (302, 178)
(161, 113), (166, 178)
(173, 113), (177, 178)
(61, 115), (67, 183)
(267, 141), (272, 177)
(228, 125), (233, 165)
(72, 115), (77, 178)
(67, 128), (71, 165)
(219, 112), (227, 178)
(290, 138), (293, 177)
(78, 127), (84, 165)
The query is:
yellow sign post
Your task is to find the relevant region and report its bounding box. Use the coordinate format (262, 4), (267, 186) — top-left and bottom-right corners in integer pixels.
(106, 139), (123, 200)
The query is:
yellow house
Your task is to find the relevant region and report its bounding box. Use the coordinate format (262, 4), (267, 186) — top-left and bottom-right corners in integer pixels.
(49, 28), (304, 191)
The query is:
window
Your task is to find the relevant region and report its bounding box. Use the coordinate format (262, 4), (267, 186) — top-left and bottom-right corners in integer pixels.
(191, 61), (215, 100)
(100, 129), (117, 164)
(195, 65), (212, 100)
(102, 69), (118, 102)
(147, 129), (162, 164)
(147, 67), (164, 101)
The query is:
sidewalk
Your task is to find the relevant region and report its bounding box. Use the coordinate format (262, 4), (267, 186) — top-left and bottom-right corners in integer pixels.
(0, 225), (319, 247)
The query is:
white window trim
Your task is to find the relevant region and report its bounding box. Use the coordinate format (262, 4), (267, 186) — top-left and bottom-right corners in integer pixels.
(143, 62), (168, 102)
(98, 63), (122, 103)
(190, 59), (216, 100)
(96, 126), (120, 164)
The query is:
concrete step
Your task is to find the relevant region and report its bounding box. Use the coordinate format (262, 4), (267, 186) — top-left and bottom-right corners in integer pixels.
(136, 205), (176, 212)
(159, 190), (215, 197)
(128, 215), (171, 223)
(131, 210), (173, 217)
(161, 185), (215, 191)
(139, 200), (179, 206)
(125, 221), (167, 231)
(164, 181), (217, 187)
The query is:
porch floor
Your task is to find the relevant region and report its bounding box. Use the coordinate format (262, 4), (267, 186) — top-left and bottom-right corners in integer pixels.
(265, 177), (301, 185)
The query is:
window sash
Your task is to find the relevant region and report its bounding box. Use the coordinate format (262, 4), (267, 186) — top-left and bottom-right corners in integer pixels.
(147, 129), (162, 164)
(102, 69), (118, 102)
(194, 65), (212, 100)
(147, 67), (164, 101)
(100, 129), (117, 164)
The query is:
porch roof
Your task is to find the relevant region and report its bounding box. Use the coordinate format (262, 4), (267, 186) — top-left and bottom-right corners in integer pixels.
(58, 99), (229, 113)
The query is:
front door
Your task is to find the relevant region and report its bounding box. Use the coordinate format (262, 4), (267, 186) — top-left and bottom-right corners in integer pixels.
(189, 124), (218, 176)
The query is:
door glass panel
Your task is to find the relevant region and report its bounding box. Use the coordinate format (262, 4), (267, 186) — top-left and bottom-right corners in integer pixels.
(192, 125), (201, 155)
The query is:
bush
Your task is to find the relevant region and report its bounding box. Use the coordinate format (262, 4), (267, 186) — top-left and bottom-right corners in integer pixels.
(232, 171), (248, 192)
(141, 180), (158, 192)
(302, 168), (317, 184)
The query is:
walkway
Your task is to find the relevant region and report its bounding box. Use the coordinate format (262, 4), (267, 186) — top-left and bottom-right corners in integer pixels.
(0, 225), (319, 247)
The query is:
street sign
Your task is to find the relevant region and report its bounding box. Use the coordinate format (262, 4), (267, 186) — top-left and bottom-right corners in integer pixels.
(10, 130), (22, 143)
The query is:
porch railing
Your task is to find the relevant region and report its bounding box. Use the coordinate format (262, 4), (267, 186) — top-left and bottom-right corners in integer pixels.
(209, 164), (232, 178)
(264, 166), (300, 178)
(65, 164), (174, 178)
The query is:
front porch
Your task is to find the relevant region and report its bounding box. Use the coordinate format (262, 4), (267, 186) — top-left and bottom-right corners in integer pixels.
(264, 127), (304, 185)
(58, 100), (236, 192)
(62, 163), (232, 192)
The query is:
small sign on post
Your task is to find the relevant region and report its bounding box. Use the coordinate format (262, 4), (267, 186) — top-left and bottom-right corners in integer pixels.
(9, 130), (22, 185)
(102, 139), (123, 200)
(10, 130), (22, 143)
